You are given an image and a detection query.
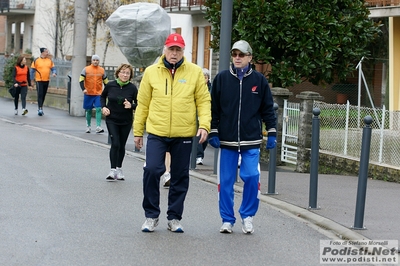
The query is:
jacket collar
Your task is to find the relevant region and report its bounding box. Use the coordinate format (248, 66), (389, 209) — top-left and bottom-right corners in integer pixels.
(229, 63), (253, 78)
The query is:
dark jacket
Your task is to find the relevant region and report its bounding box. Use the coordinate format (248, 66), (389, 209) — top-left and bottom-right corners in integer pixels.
(209, 63), (276, 150)
(100, 80), (138, 125)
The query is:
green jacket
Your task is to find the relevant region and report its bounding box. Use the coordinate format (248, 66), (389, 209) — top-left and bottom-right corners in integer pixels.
(133, 56), (211, 138)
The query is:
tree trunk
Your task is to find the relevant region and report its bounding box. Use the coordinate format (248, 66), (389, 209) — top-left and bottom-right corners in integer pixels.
(102, 32), (111, 67)
(91, 21), (98, 55)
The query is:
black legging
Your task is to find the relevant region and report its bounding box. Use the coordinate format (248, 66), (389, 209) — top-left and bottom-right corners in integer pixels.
(106, 122), (132, 169)
(14, 86), (28, 110)
(36, 81), (49, 109)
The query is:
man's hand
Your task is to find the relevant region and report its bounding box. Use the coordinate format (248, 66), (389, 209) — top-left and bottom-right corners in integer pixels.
(196, 128), (208, 144)
(134, 136), (143, 150)
(208, 136), (220, 148)
(266, 134), (277, 150)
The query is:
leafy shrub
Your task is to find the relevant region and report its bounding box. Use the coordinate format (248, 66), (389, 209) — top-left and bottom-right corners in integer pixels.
(3, 54), (19, 88)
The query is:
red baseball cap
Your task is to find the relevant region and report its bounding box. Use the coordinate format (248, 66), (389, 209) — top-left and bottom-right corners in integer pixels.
(165, 33), (185, 48)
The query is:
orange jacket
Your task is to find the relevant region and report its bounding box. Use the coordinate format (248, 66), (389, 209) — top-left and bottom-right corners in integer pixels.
(13, 65), (31, 87)
(79, 65), (108, 95)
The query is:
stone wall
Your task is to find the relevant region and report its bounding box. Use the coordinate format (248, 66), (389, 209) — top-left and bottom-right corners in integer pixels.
(1, 86), (69, 111)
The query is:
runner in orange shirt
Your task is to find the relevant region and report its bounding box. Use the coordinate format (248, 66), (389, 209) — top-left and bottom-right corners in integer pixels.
(80, 55), (108, 133)
(30, 48), (57, 116)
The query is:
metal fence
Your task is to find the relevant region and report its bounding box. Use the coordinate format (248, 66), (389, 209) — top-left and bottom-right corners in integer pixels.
(0, 56), (142, 89)
(314, 100), (400, 167)
(50, 59), (72, 90)
(281, 100), (300, 164)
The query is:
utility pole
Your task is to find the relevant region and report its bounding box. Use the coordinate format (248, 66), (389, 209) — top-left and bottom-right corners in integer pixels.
(219, 0), (233, 71)
(213, 0), (233, 174)
(69, 0), (88, 116)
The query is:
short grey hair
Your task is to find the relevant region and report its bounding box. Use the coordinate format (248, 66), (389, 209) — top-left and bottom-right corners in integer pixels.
(202, 68), (210, 78)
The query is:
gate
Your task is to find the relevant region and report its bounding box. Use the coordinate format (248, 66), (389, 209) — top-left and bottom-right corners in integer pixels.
(281, 99), (300, 164)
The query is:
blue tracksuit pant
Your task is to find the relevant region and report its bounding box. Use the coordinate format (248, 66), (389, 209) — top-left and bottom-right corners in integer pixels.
(142, 134), (192, 221)
(218, 148), (261, 225)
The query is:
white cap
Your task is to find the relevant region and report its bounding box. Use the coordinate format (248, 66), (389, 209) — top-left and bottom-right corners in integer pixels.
(230, 40), (253, 54)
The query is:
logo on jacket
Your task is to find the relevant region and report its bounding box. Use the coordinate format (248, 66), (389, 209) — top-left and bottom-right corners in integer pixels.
(251, 86), (258, 94)
(178, 79), (187, 84)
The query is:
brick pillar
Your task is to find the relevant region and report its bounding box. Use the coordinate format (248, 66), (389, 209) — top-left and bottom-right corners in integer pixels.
(295, 91), (323, 172)
(271, 87), (293, 165)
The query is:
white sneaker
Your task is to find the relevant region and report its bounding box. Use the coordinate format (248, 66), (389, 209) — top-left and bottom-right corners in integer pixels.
(96, 126), (104, 133)
(167, 219), (184, 233)
(22, 108), (28, 115)
(14, 109), (18, 115)
(220, 222), (233, 233)
(106, 169), (116, 181)
(116, 168), (125, 181)
(141, 218), (159, 232)
(162, 172), (171, 188)
(241, 216), (254, 234)
(196, 157), (203, 165)
(85, 127), (91, 133)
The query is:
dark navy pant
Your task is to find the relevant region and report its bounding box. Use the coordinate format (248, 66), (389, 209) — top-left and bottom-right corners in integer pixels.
(142, 134), (192, 220)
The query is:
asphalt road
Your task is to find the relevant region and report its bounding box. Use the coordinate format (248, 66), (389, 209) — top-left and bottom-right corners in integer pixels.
(0, 115), (333, 266)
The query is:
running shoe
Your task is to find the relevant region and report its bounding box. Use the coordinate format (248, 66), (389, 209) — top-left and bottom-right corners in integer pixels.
(241, 216), (254, 234)
(196, 157), (203, 165)
(167, 219), (184, 233)
(116, 168), (125, 181)
(220, 222), (233, 233)
(141, 218), (159, 232)
(106, 169), (116, 181)
(96, 126), (104, 133)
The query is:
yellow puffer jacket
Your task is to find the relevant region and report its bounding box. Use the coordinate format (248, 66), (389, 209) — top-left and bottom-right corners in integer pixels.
(133, 56), (211, 138)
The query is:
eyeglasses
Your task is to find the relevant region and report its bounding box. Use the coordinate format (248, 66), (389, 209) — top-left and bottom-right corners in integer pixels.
(119, 71), (130, 76)
(231, 52), (249, 58)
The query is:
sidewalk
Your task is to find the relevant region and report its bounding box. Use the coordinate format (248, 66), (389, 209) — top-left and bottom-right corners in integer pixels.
(1, 97), (399, 248)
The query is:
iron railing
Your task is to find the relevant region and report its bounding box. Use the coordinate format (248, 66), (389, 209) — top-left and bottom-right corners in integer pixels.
(365, 0), (400, 7)
(0, 0), (35, 11)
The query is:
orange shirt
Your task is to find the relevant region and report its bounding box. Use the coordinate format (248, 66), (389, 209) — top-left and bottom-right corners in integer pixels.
(31, 57), (55, 82)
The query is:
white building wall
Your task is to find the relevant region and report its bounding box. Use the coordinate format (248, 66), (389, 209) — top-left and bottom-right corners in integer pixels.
(31, 0), (57, 57)
(170, 13), (193, 62)
(27, 2), (211, 70)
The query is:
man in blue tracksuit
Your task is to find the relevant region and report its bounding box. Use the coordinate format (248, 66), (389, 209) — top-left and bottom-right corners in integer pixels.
(209, 40), (277, 234)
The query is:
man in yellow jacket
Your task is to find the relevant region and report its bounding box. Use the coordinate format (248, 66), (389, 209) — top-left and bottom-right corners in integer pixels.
(134, 33), (211, 233)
